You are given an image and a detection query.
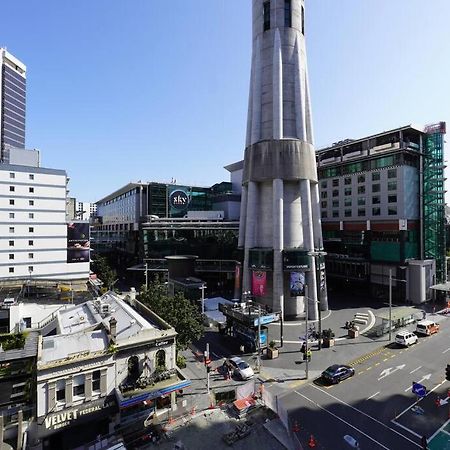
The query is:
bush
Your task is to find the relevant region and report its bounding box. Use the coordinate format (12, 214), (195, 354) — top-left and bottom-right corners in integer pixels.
(176, 354), (186, 369)
(322, 328), (335, 340)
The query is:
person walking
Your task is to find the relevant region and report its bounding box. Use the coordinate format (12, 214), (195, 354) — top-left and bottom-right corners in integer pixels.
(306, 348), (312, 362)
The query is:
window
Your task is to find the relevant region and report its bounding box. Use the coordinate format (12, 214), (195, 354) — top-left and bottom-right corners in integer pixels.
(372, 172), (380, 181)
(9, 213), (14, 219)
(358, 186), (365, 194)
(9, 268), (14, 273)
(56, 380), (65, 402)
(321, 211), (327, 218)
(28, 240), (33, 246)
(73, 375), (85, 397)
(344, 199), (352, 207)
(358, 198), (366, 206)
(372, 196), (380, 204)
(332, 190), (339, 197)
(344, 178), (351, 185)
(28, 253), (34, 259)
(9, 227), (14, 233)
(321, 191), (327, 199)
(9, 173), (15, 179)
(388, 207), (397, 216)
(388, 195), (397, 203)
(345, 209), (352, 217)
(358, 208), (366, 217)
(9, 199), (14, 205)
(29, 187), (34, 193)
(23, 317), (31, 328)
(28, 266), (33, 273)
(357, 175), (365, 183)
(372, 207), (381, 216)
(332, 210), (339, 218)
(372, 184), (380, 193)
(388, 169), (397, 179)
(388, 182), (397, 191)
(29, 227), (34, 233)
(263, 1), (270, 31)
(29, 174), (34, 180)
(9, 186), (15, 192)
(344, 188), (352, 196)
(332, 200), (339, 208)
(29, 200), (34, 206)
(332, 179), (339, 187)
(284, 0), (292, 27)
(320, 181), (327, 189)
(9, 254), (14, 260)
(92, 370), (101, 391)
(321, 201), (327, 208)
(29, 213), (34, 219)
(9, 241), (14, 247)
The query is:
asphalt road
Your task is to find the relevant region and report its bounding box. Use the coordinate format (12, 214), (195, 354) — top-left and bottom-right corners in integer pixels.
(282, 312), (450, 449)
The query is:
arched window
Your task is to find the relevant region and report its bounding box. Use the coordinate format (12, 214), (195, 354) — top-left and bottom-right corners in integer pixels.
(155, 350), (166, 370)
(128, 355), (140, 379)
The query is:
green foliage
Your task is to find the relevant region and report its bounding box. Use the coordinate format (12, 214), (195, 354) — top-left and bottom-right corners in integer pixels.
(0, 333), (26, 351)
(322, 328), (335, 340)
(269, 340), (277, 349)
(176, 354), (187, 368)
(107, 344), (118, 354)
(91, 255), (117, 290)
(138, 279), (204, 351)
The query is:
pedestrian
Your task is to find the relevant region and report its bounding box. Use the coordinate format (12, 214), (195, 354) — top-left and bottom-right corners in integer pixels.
(422, 310), (426, 320)
(300, 343), (306, 354)
(240, 344), (245, 354)
(307, 348), (312, 362)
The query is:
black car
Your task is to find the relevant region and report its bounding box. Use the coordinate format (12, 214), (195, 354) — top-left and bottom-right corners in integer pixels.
(321, 364), (355, 384)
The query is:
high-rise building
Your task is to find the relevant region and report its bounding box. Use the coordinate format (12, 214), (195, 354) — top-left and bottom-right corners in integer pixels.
(0, 48), (26, 157)
(239, 0), (327, 319)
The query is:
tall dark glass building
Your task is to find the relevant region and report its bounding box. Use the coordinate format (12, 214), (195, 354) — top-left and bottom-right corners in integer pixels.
(0, 48), (26, 157)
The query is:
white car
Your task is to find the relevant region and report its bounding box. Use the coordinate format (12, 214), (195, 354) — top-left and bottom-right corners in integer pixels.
(227, 357), (254, 380)
(395, 330), (418, 347)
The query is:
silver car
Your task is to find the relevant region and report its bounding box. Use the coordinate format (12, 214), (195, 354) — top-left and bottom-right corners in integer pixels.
(227, 357), (254, 380)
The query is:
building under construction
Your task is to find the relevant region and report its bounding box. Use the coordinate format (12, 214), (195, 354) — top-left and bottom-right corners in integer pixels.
(316, 123), (446, 303)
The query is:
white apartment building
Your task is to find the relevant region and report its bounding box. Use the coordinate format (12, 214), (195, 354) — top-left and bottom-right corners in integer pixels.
(0, 162), (90, 282)
(76, 201), (96, 221)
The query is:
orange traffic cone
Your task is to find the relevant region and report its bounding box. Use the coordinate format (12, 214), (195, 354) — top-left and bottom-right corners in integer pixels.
(190, 405), (196, 416)
(292, 420), (300, 433)
(308, 434), (317, 448)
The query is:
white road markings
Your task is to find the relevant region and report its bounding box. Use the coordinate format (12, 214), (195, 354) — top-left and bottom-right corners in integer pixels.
(310, 384), (421, 447)
(366, 391), (380, 400)
(391, 420), (422, 440)
(443, 347), (450, 354)
(403, 374), (432, 392)
(294, 391), (391, 450)
(409, 366), (422, 374)
(378, 364), (406, 381)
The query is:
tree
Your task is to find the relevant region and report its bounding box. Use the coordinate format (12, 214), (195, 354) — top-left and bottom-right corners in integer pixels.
(91, 255), (117, 290)
(138, 279), (204, 351)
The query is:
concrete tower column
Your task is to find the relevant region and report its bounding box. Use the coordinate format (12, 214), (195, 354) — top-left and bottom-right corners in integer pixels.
(273, 178), (284, 314)
(243, 181), (258, 294)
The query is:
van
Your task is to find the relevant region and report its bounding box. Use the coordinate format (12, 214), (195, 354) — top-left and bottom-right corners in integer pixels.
(395, 330), (418, 347)
(415, 319), (439, 336)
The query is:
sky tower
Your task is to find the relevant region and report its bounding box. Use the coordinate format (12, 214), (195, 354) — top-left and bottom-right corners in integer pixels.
(239, 0), (327, 320)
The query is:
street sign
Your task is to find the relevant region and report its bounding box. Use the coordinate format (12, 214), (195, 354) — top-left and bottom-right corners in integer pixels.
(253, 314), (279, 327)
(412, 382), (427, 398)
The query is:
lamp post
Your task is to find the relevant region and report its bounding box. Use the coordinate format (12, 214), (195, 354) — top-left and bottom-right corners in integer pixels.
(308, 250), (327, 350)
(144, 261), (149, 289)
(389, 268), (392, 342)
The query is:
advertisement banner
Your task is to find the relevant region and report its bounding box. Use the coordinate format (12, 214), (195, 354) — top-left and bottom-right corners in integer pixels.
(67, 222), (90, 263)
(168, 186), (190, 217)
(234, 263), (241, 293)
(252, 271), (267, 297)
(290, 271), (305, 297)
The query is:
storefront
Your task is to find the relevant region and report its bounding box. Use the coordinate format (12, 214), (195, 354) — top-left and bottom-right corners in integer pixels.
(37, 396), (118, 450)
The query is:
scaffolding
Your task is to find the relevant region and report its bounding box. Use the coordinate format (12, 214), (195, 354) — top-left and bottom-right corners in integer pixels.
(423, 122), (446, 282)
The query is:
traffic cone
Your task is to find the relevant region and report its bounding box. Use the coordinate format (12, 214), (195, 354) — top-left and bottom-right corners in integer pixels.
(167, 415), (175, 425)
(292, 420), (300, 433)
(308, 435), (317, 448)
(435, 397), (441, 407)
(190, 405), (196, 416)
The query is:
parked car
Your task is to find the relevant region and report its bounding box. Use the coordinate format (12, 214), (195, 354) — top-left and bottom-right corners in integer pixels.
(415, 320), (440, 336)
(227, 357), (254, 380)
(321, 364), (355, 384)
(395, 330), (418, 347)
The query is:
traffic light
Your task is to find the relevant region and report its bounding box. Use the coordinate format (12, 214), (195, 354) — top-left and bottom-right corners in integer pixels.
(206, 365), (211, 373)
(446, 364), (450, 381)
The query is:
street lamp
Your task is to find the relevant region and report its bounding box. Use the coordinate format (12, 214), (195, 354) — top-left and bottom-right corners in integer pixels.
(303, 285), (319, 380)
(199, 283), (207, 315)
(308, 250), (327, 350)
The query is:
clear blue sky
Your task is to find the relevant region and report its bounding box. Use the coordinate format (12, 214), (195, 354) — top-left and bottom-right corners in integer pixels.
(2, 0), (450, 202)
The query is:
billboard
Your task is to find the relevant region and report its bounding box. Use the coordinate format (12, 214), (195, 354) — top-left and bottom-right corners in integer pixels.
(252, 271), (267, 297)
(290, 271), (305, 297)
(67, 222), (90, 263)
(234, 263), (241, 293)
(168, 186), (190, 216)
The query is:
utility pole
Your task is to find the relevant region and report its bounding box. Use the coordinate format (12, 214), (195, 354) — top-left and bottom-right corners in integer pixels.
(145, 261), (148, 289)
(205, 343), (210, 394)
(389, 268), (392, 342)
(257, 305), (262, 373)
(305, 284), (309, 380)
(199, 284), (206, 315)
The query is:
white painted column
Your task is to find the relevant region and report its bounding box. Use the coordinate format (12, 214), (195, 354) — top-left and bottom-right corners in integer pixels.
(238, 185), (248, 248)
(243, 181), (258, 294)
(273, 29), (283, 140)
(251, 36), (262, 145)
(311, 182), (322, 250)
(300, 180), (319, 320)
(273, 178), (284, 315)
(294, 35), (307, 141)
